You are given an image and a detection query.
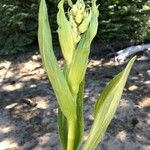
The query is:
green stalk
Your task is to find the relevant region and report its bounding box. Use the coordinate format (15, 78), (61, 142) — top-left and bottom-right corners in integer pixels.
(58, 108), (68, 150)
(74, 78), (85, 149)
(67, 120), (76, 150)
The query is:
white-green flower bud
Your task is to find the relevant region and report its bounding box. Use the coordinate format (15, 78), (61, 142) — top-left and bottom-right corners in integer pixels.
(75, 10), (84, 24)
(71, 5), (78, 16)
(76, 0), (85, 11)
(69, 15), (79, 45)
(70, 0), (86, 24)
(78, 10), (92, 33)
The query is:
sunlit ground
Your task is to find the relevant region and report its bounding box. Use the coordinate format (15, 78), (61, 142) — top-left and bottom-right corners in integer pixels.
(0, 53), (149, 149)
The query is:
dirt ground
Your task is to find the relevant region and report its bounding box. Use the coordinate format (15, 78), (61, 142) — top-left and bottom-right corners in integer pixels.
(0, 52), (150, 150)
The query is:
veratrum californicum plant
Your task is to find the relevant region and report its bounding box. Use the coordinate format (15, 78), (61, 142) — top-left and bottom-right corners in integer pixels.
(38, 0), (136, 150)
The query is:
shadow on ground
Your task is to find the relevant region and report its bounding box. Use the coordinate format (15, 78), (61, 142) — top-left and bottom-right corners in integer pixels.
(0, 53), (149, 150)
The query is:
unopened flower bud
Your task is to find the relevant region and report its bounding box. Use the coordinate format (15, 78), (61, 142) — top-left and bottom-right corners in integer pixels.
(69, 15), (79, 45)
(78, 11), (91, 33)
(75, 10), (84, 24)
(76, 0), (85, 11)
(71, 5), (78, 16)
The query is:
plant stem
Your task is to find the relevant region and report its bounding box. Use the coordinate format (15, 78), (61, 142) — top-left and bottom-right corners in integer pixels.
(67, 120), (76, 150)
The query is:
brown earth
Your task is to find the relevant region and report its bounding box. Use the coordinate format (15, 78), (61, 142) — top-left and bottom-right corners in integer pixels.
(0, 52), (150, 150)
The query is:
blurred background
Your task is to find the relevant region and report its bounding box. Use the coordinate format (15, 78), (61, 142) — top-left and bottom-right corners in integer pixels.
(0, 0), (150, 57)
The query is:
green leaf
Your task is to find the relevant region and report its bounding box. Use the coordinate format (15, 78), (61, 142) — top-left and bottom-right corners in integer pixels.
(57, 65), (71, 150)
(57, 0), (75, 65)
(83, 56), (136, 150)
(38, 0), (76, 121)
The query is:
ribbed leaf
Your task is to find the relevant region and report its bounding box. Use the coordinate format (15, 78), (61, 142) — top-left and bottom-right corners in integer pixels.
(38, 0), (76, 121)
(83, 56), (136, 150)
(57, 65), (71, 150)
(57, 0), (75, 65)
(67, 0), (99, 95)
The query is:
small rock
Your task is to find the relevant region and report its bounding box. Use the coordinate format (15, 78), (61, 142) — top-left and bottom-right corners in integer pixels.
(32, 55), (41, 62)
(116, 131), (127, 141)
(138, 97), (150, 108)
(128, 85), (138, 91)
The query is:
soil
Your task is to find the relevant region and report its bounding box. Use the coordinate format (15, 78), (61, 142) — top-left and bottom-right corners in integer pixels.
(0, 52), (150, 150)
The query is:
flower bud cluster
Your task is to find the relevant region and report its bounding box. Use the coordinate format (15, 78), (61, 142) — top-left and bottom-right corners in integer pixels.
(69, 0), (91, 45)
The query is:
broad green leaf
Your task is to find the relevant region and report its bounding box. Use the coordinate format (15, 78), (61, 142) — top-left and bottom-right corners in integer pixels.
(57, 65), (72, 150)
(38, 0), (76, 121)
(57, 0), (75, 65)
(83, 56), (136, 150)
(67, 0), (99, 95)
